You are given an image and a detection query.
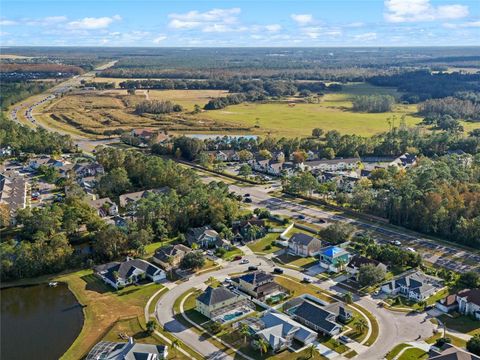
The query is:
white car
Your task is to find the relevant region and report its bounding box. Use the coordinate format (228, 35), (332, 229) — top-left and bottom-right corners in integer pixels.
(406, 247), (416, 253)
(240, 259), (249, 264)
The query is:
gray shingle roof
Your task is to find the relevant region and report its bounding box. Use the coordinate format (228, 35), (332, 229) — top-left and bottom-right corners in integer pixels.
(196, 286), (237, 306)
(289, 233), (320, 246)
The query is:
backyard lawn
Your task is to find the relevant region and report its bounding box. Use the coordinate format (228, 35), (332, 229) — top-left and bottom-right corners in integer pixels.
(275, 253), (317, 269)
(438, 314), (480, 336)
(247, 232), (283, 254)
(55, 270), (165, 360)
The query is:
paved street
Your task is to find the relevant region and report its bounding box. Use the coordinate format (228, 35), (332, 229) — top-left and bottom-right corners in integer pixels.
(154, 251), (437, 360)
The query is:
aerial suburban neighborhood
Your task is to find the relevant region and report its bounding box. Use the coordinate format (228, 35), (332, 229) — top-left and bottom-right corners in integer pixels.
(1, 1), (480, 360)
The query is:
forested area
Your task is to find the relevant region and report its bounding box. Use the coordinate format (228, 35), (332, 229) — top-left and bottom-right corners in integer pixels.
(343, 156), (480, 248)
(418, 96), (480, 120)
(135, 100), (183, 114)
(0, 81), (53, 109)
(352, 95), (395, 113)
(368, 70), (480, 103)
(0, 115), (74, 154)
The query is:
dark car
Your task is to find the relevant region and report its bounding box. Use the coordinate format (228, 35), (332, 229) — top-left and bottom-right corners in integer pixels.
(297, 214), (306, 220)
(243, 198), (252, 203)
(243, 193), (251, 197)
(248, 266), (258, 271)
(273, 268), (284, 274)
(233, 255), (242, 261)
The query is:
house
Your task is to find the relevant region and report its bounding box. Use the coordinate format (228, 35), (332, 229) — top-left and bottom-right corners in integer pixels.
(88, 197), (118, 217)
(72, 162), (105, 178)
(232, 218), (266, 243)
(94, 258), (166, 290)
(381, 270), (443, 302)
(0, 146), (13, 157)
(252, 311), (317, 352)
(131, 128), (170, 145)
(302, 158), (361, 172)
(436, 288), (480, 320)
(186, 226), (225, 249)
(231, 271), (283, 300)
(319, 246), (351, 273)
(204, 150), (239, 162)
(119, 187), (169, 208)
(86, 338), (168, 360)
(347, 255), (387, 280)
(0, 172), (28, 225)
(391, 153), (417, 168)
(195, 285), (250, 319)
(28, 156), (70, 171)
(428, 343), (480, 360)
(286, 298), (352, 336)
(152, 244), (192, 271)
(288, 233), (322, 257)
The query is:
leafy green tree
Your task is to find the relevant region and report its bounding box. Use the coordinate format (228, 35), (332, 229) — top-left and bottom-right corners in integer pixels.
(146, 320), (156, 334)
(319, 222), (355, 245)
(97, 168), (132, 198)
(358, 264), (386, 287)
(238, 164), (253, 179)
(467, 334), (480, 356)
(180, 251), (205, 270)
(93, 225), (129, 261)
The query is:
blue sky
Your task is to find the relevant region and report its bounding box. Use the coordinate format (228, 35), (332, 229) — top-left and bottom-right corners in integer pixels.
(1, 0), (479, 46)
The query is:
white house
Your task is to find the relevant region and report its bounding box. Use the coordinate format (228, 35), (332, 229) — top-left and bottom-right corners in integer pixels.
(94, 258), (166, 290)
(436, 289), (480, 320)
(381, 270), (443, 302)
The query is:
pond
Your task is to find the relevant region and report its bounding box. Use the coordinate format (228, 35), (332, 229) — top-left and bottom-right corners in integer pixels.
(1, 283), (84, 360)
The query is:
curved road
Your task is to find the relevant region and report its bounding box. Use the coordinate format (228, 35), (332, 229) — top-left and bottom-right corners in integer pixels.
(154, 250), (436, 360)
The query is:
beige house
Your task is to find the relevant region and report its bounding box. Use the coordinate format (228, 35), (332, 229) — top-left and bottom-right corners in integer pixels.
(195, 286), (246, 319)
(288, 233), (322, 257)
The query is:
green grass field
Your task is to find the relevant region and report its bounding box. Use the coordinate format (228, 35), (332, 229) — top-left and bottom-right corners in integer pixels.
(197, 83), (422, 137)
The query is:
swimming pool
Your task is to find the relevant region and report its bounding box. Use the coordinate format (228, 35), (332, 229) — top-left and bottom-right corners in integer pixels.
(223, 311), (244, 321)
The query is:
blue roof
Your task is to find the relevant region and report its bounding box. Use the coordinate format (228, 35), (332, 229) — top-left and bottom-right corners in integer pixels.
(322, 246), (346, 257)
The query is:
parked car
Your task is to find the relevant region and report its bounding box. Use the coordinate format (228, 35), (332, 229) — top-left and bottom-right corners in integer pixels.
(240, 259), (249, 264)
(339, 336), (350, 344)
(243, 198), (252, 203)
(406, 247), (416, 252)
(248, 266), (258, 271)
(243, 193), (250, 197)
(233, 255), (242, 261)
(273, 268), (284, 274)
(303, 277), (313, 283)
(297, 214), (306, 220)
(391, 240), (401, 246)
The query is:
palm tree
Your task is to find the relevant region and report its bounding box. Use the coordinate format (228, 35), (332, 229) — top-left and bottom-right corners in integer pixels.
(146, 320), (156, 334)
(308, 343), (316, 359)
(255, 338), (269, 355)
(336, 258), (347, 272)
(355, 318), (368, 334)
(171, 339), (179, 358)
(240, 323), (250, 344)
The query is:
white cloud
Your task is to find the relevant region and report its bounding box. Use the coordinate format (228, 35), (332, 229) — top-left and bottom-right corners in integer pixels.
(345, 22), (365, 28)
(67, 15), (121, 29)
(265, 24), (282, 32)
(153, 35), (167, 44)
(25, 16), (68, 26)
(384, 0), (468, 23)
(168, 8), (241, 31)
(443, 20), (480, 28)
(0, 19), (17, 26)
(0, 31), (9, 36)
(354, 32), (377, 41)
(291, 14), (313, 25)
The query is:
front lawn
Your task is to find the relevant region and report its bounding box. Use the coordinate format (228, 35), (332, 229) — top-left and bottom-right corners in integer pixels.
(426, 332), (467, 348)
(386, 343), (411, 360)
(397, 347), (428, 360)
(438, 314), (480, 336)
(275, 253), (317, 269)
(221, 246), (244, 261)
(247, 232), (283, 254)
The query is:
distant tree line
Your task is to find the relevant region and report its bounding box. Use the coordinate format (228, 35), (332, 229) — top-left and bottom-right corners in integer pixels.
(0, 81), (54, 109)
(368, 70), (480, 103)
(352, 95), (395, 113)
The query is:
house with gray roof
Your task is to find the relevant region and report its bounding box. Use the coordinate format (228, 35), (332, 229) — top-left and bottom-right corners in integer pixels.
(94, 258), (166, 290)
(252, 311), (317, 352)
(287, 233), (322, 257)
(428, 343), (480, 360)
(436, 288), (480, 320)
(186, 225), (227, 249)
(152, 244), (192, 271)
(285, 297), (352, 336)
(231, 271), (283, 300)
(0, 172), (28, 225)
(119, 187), (169, 208)
(195, 286), (250, 319)
(347, 254), (387, 281)
(88, 197), (118, 218)
(381, 270), (443, 302)
(86, 337), (168, 360)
